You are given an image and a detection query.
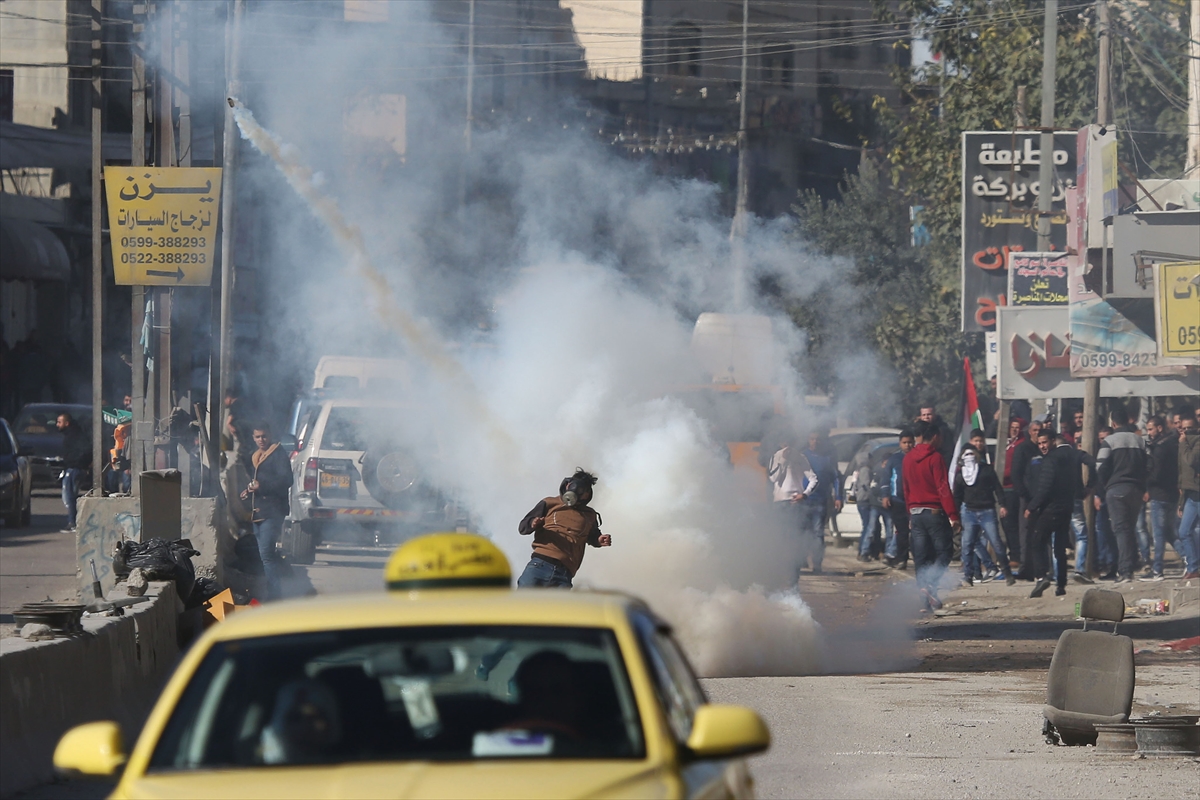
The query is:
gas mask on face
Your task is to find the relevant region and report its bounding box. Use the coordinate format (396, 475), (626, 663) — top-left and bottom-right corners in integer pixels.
(560, 476), (589, 508)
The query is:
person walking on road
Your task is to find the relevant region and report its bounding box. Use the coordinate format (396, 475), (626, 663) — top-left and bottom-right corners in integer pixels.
(769, 440), (819, 577)
(1177, 412), (1200, 580)
(798, 431), (842, 575)
(1025, 428), (1077, 598)
(1143, 415), (1180, 581)
(999, 416), (1028, 573)
(517, 469), (610, 588)
(953, 434), (1013, 587)
(1096, 408), (1148, 584)
(1010, 416), (1044, 579)
(242, 423), (292, 601)
(882, 429), (914, 569)
(903, 420), (960, 612)
(56, 412), (90, 530)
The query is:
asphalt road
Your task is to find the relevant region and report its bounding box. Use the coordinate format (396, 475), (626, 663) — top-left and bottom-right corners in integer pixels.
(0, 490), (77, 637)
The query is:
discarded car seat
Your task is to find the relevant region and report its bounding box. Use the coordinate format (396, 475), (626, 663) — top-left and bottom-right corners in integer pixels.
(1043, 588), (1134, 746)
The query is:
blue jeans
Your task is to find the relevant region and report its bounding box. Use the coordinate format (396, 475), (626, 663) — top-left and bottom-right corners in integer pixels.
(885, 504), (909, 562)
(910, 510), (953, 594)
(1147, 499), (1180, 575)
(797, 501), (826, 572)
(254, 517), (285, 600)
(1180, 497), (1200, 574)
(1135, 503), (1151, 566)
(1071, 500), (1087, 574)
(960, 506), (1007, 579)
(1095, 505), (1117, 574)
(517, 556), (573, 588)
(859, 505), (890, 558)
(62, 468), (81, 528)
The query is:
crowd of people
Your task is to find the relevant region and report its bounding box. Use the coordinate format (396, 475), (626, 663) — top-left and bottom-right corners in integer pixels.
(770, 403), (1200, 613)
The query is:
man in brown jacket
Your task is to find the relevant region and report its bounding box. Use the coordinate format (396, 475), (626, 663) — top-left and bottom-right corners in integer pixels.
(517, 469), (611, 588)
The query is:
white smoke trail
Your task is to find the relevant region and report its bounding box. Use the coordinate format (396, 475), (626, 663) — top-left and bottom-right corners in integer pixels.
(231, 99), (891, 679)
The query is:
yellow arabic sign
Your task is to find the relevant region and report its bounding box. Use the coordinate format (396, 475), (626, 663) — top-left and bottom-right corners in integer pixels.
(1157, 261), (1200, 360)
(104, 167), (221, 286)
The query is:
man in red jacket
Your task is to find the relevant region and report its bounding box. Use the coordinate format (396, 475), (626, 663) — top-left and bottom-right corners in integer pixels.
(903, 420), (962, 611)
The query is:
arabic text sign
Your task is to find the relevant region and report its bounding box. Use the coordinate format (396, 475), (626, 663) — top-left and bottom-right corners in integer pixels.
(997, 306), (1198, 400)
(960, 131), (1075, 332)
(1157, 261), (1200, 360)
(1009, 252), (1068, 306)
(105, 167), (222, 286)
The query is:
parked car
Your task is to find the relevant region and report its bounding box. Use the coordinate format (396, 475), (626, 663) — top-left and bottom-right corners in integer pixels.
(834, 436), (901, 539)
(11, 403), (92, 487)
(0, 419), (33, 527)
(284, 396), (456, 564)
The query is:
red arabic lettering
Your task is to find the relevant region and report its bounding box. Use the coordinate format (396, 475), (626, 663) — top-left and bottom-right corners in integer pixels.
(1010, 332), (1072, 378)
(975, 294), (1007, 329)
(971, 245), (1025, 272)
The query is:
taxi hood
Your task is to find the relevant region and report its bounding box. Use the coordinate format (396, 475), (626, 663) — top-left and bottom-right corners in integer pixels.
(116, 761), (673, 800)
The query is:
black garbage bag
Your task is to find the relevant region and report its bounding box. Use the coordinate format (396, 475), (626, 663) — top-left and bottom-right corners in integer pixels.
(189, 576), (223, 607)
(112, 538), (200, 602)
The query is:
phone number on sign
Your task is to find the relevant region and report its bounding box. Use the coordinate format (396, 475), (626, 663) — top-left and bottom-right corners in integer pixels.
(119, 252), (207, 264)
(1077, 352), (1156, 369)
(120, 236), (206, 248)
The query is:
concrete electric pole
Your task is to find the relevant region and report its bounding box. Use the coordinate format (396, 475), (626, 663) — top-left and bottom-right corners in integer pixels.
(730, 0), (749, 310)
(1036, 0), (1057, 253)
(218, 0), (245, 474)
(91, 0), (104, 493)
(1188, 0), (1199, 172)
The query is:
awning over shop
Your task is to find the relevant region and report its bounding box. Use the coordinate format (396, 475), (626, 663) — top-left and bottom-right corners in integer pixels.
(1, 120), (131, 170)
(0, 216), (71, 281)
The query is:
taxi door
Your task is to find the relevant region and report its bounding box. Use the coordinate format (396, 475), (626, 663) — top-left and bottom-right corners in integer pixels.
(629, 612), (755, 799)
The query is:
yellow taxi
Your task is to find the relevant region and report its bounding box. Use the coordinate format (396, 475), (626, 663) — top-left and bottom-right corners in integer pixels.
(54, 533), (769, 798)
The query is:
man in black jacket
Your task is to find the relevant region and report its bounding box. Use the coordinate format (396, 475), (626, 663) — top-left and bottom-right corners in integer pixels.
(242, 423), (292, 600)
(56, 412), (91, 530)
(1142, 415), (1179, 580)
(1010, 417), (1043, 579)
(1096, 408), (1147, 583)
(1025, 428), (1077, 598)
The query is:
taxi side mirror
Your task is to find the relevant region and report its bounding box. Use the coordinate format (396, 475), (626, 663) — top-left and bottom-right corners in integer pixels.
(53, 721), (127, 778)
(684, 704), (770, 760)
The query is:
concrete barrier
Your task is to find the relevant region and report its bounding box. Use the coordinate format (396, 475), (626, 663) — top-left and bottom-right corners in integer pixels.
(0, 581), (179, 798)
(76, 495), (223, 599)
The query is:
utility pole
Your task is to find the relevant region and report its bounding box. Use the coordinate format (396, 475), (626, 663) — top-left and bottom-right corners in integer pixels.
(730, 0), (749, 310)
(90, 0), (104, 494)
(1081, 0), (1111, 578)
(218, 0), (245, 469)
(1036, 0), (1057, 253)
(131, 1), (147, 493)
(1188, 0), (1199, 172)
(459, 0), (475, 209)
(153, 0), (176, 469)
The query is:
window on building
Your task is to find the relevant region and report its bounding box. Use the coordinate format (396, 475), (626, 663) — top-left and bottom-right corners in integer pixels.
(0, 70), (13, 122)
(666, 23), (701, 78)
(829, 16), (856, 61)
(761, 43), (794, 87)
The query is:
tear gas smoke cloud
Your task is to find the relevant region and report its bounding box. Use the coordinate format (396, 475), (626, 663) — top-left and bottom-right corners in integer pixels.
(208, 1), (909, 677)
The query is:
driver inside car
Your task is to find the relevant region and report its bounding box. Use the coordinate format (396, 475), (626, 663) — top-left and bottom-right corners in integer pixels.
(501, 651), (585, 741)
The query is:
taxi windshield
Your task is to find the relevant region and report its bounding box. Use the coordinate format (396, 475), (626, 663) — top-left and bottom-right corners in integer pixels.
(149, 625), (645, 770)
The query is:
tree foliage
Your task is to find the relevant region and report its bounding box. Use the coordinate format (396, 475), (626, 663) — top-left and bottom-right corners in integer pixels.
(781, 0), (1190, 419)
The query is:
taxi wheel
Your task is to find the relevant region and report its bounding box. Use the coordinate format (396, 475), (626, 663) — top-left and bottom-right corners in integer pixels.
(287, 521), (318, 565)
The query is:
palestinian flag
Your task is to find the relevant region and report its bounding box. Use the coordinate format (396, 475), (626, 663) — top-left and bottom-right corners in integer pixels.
(949, 357), (984, 487)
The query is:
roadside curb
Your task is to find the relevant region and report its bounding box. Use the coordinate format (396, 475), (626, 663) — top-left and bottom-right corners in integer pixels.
(0, 582), (179, 798)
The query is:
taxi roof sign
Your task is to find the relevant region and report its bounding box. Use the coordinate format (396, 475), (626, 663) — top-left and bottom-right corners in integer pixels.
(385, 533), (512, 591)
